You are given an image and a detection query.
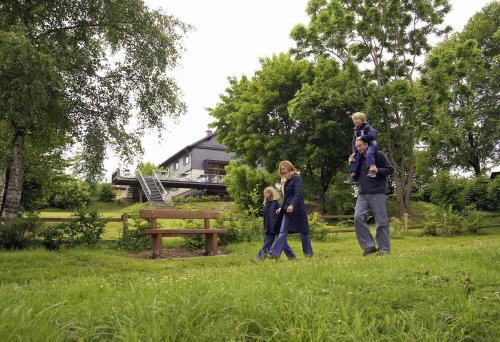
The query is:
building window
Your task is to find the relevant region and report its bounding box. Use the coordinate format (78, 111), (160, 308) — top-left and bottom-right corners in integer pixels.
(174, 161), (179, 171)
(207, 162), (227, 176)
(184, 155), (190, 165)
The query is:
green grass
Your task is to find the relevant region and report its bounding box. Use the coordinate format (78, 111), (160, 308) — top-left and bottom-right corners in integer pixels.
(1, 229), (499, 341)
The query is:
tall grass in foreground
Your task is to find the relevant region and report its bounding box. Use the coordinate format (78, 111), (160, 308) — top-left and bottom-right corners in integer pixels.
(0, 231), (499, 341)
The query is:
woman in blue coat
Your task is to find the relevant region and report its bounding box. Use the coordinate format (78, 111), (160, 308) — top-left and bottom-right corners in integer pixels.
(267, 161), (313, 258)
(256, 187), (295, 260)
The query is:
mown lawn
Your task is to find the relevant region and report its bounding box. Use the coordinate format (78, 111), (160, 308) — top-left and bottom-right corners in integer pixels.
(1, 229), (499, 341)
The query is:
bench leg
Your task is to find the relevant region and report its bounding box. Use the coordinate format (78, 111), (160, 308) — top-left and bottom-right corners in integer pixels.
(205, 233), (218, 256)
(152, 234), (162, 258)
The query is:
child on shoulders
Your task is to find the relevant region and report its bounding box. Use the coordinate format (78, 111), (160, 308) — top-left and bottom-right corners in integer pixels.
(345, 112), (379, 185)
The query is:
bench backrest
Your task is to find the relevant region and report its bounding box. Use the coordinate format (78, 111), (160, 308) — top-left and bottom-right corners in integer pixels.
(139, 210), (222, 220)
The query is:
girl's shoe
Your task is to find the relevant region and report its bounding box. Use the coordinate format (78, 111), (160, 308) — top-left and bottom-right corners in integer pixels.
(265, 253), (279, 260)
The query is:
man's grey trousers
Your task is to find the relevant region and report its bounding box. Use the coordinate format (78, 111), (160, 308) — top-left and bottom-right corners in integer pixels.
(354, 193), (390, 252)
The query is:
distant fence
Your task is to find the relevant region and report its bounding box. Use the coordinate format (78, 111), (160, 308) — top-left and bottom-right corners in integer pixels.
(0, 214), (130, 237)
(324, 212), (500, 233)
(2, 212), (499, 237)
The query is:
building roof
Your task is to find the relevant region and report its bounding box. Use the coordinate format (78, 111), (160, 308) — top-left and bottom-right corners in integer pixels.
(159, 131), (226, 167)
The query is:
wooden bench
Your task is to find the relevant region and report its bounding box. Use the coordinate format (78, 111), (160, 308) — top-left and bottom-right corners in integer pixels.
(139, 210), (227, 258)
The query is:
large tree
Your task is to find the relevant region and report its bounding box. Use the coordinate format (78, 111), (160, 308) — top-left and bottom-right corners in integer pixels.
(289, 58), (367, 211)
(210, 54), (366, 211)
(0, 1), (189, 218)
(291, 0), (451, 214)
(420, 2), (500, 176)
(209, 54), (314, 171)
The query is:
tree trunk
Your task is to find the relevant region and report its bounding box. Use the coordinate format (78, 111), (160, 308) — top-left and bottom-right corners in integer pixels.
(319, 189), (327, 214)
(1, 127), (26, 219)
(392, 171), (408, 215)
(467, 131), (481, 177)
(0, 167), (6, 212)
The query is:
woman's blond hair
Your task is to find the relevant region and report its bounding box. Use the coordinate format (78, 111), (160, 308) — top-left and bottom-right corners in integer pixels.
(263, 186), (280, 204)
(278, 160), (300, 190)
(351, 112), (366, 121)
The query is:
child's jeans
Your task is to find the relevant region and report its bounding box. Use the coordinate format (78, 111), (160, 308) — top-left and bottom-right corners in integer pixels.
(256, 234), (277, 260)
(349, 141), (378, 174)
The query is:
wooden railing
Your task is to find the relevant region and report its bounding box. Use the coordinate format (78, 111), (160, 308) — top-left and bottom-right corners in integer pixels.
(0, 214), (130, 237)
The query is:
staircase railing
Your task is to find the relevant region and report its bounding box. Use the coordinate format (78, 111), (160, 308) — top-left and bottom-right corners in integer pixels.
(136, 170), (152, 201)
(152, 170), (171, 203)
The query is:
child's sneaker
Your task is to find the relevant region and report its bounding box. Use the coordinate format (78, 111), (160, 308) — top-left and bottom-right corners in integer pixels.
(344, 176), (357, 185)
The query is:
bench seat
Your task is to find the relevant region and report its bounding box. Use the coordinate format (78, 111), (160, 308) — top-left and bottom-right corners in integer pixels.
(144, 229), (228, 235)
(140, 210), (228, 258)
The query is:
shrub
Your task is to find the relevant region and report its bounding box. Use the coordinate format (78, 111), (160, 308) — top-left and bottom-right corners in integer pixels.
(137, 162), (168, 176)
(0, 218), (37, 250)
(390, 217), (407, 239)
(118, 216), (152, 252)
(429, 172), (466, 210)
(215, 209), (262, 245)
(325, 172), (356, 214)
(464, 176), (490, 210)
(186, 195), (221, 203)
(182, 219), (206, 250)
(423, 205), (481, 236)
(308, 212), (328, 241)
(182, 234), (205, 250)
(97, 183), (116, 202)
(426, 172), (499, 211)
(224, 161), (277, 214)
(50, 178), (91, 209)
(60, 206), (105, 245)
(487, 177), (500, 211)
(38, 225), (64, 250)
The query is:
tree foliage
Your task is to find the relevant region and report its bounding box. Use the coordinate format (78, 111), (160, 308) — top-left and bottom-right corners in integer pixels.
(0, 1), (189, 217)
(421, 2), (500, 176)
(210, 54), (314, 171)
(223, 161), (277, 214)
(137, 161), (168, 177)
(210, 54), (368, 211)
(290, 0), (451, 214)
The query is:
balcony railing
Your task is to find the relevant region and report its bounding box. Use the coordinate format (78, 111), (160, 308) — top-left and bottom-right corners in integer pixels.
(154, 170), (225, 184)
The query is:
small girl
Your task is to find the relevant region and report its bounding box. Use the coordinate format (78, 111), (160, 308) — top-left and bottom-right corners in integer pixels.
(256, 187), (284, 260)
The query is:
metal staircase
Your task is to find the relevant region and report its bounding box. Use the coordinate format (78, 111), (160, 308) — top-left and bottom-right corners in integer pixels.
(136, 170), (170, 206)
(113, 168), (226, 205)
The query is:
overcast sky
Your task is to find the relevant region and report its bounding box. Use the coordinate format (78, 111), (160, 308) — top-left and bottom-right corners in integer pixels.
(103, 0), (496, 179)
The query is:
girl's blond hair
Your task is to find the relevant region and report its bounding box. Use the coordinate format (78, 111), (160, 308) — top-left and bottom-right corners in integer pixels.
(263, 186), (280, 204)
(351, 112), (366, 121)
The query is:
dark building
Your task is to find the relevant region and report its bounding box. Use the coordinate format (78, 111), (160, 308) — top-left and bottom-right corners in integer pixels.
(111, 130), (236, 204)
(159, 130), (234, 179)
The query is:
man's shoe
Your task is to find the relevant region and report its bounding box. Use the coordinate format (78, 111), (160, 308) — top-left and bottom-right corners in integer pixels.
(378, 250), (390, 256)
(363, 246), (378, 256)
